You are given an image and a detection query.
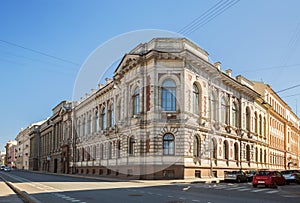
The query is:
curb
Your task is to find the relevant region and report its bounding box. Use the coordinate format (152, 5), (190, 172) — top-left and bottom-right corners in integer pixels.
(0, 174), (41, 203)
(6, 181), (41, 203)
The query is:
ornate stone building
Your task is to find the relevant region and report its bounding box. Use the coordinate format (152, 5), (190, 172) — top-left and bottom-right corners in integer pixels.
(71, 38), (293, 179)
(39, 101), (72, 173)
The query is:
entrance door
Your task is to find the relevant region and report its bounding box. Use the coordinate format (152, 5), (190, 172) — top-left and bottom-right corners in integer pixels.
(54, 159), (58, 173)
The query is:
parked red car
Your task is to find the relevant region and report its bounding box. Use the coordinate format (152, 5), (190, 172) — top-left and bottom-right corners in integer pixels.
(252, 170), (286, 188)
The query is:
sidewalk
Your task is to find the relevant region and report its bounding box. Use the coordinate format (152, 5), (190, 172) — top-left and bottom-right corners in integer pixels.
(0, 179), (23, 203)
(25, 169), (223, 184)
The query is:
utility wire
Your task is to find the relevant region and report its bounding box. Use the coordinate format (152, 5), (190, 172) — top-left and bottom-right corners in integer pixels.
(179, 0), (240, 36)
(276, 84), (300, 94)
(178, 0), (224, 34)
(0, 39), (80, 66)
(182, 0), (239, 36)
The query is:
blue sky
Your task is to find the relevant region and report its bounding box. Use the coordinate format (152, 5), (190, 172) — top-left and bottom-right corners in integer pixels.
(1, 0), (300, 151)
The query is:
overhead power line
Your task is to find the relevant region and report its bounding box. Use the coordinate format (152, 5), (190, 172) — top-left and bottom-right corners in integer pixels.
(178, 0), (240, 36)
(276, 84), (300, 94)
(0, 39), (80, 66)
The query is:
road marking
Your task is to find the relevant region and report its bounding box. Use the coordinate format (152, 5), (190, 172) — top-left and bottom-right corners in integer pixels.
(183, 186), (191, 191)
(156, 194), (162, 196)
(71, 200), (81, 202)
(251, 189), (268, 193)
(265, 190), (278, 194)
(192, 200), (201, 202)
(214, 186), (228, 189)
(179, 197), (186, 200)
(225, 186), (246, 190)
(238, 188), (251, 191)
(168, 196), (173, 198)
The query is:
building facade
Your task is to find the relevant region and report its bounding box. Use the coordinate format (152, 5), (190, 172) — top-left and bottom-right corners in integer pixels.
(70, 38), (297, 179)
(5, 140), (17, 167)
(13, 38), (300, 179)
(15, 127), (31, 169)
(39, 101), (72, 173)
(253, 82), (300, 170)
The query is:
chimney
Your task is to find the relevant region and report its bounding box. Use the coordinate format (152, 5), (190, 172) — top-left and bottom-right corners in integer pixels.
(105, 78), (113, 84)
(214, 61), (221, 70)
(98, 84), (104, 89)
(91, 88), (96, 93)
(85, 93), (90, 97)
(225, 69), (232, 77)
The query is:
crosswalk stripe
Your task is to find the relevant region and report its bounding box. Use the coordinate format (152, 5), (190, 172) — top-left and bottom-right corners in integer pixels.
(251, 189), (268, 193)
(265, 190), (278, 194)
(225, 186), (246, 190)
(238, 188), (251, 191)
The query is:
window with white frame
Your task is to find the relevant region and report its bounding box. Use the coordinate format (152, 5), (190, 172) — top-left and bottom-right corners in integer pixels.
(95, 111), (99, 132)
(133, 87), (139, 115)
(232, 102), (238, 127)
(101, 107), (106, 130)
(210, 93), (217, 121)
(163, 133), (175, 155)
(161, 79), (176, 111)
(193, 84), (200, 115)
(221, 97), (228, 124)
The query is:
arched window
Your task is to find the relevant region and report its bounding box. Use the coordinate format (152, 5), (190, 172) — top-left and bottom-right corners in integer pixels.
(88, 115), (92, 134)
(108, 103), (114, 127)
(129, 137), (135, 155)
(95, 111), (99, 132)
(255, 147), (258, 163)
(246, 145), (251, 162)
(108, 142), (112, 159)
(223, 140), (229, 160)
(221, 97), (228, 124)
(117, 99), (122, 121)
(163, 133), (175, 155)
(263, 117), (267, 138)
(193, 135), (201, 157)
(77, 120), (81, 137)
(254, 112), (258, 134)
(100, 143), (104, 160)
(81, 148), (85, 161)
(246, 107), (251, 131)
(234, 142), (239, 162)
(161, 79), (176, 111)
(93, 145), (96, 160)
(117, 140), (121, 158)
(260, 148), (263, 163)
(212, 138), (217, 164)
(101, 107), (106, 130)
(82, 117), (86, 136)
(193, 84), (200, 115)
(232, 102), (238, 127)
(259, 115), (262, 135)
(86, 147), (90, 161)
(210, 93), (217, 121)
(133, 87), (139, 115)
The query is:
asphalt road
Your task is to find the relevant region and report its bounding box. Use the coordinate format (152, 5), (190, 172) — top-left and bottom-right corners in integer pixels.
(1, 171), (300, 203)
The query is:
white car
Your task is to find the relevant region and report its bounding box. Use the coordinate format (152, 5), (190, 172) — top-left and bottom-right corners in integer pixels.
(0, 165), (5, 171)
(3, 166), (11, 172)
(281, 170), (300, 184)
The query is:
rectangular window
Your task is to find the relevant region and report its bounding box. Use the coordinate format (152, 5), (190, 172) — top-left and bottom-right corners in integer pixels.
(195, 170), (201, 178)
